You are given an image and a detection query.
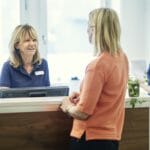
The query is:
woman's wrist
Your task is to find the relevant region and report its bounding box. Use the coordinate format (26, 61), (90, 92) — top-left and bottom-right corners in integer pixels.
(66, 105), (74, 116)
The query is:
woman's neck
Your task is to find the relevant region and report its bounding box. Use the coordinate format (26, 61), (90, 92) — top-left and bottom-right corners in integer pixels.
(21, 56), (33, 74)
(21, 55), (33, 65)
(23, 64), (33, 74)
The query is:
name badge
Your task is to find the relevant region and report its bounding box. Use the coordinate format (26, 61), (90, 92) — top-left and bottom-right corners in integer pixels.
(35, 71), (44, 76)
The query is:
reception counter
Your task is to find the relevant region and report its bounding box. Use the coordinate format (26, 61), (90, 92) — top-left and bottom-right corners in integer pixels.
(0, 92), (149, 150)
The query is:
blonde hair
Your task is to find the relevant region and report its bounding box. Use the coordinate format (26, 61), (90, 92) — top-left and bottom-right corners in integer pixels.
(9, 24), (41, 68)
(89, 8), (121, 55)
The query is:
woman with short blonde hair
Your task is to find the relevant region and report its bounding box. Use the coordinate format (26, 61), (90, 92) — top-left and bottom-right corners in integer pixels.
(0, 24), (50, 88)
(9, 24), (41, 68)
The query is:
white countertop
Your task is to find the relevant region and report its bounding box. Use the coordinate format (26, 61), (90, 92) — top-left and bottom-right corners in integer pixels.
(0, 96), (66, 113)
(0, 88), (150, 113)
(125, 88), (150, 108)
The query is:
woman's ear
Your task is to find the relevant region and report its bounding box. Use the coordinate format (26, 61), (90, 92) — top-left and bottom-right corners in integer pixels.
(15, 48), (19, 54)
(15, 44), (19, 49)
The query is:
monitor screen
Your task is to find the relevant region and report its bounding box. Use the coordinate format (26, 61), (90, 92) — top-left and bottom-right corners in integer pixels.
(0, 86), (69, 98)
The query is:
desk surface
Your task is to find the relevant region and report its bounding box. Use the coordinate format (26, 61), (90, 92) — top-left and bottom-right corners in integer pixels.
(0, 96), (66, 113)
(0, 88), (149, 113)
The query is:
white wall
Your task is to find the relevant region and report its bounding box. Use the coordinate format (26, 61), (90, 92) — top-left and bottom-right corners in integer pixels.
(19, 0), (150, 63)
(120, 0), (147, 62)
(19, 0), (150, 76)
(145, 0), (150, 63)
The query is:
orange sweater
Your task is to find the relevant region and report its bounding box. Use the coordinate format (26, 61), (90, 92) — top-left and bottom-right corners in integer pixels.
(70, 51), (129, 141)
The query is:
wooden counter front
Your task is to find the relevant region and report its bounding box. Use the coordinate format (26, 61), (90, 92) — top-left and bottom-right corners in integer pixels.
(120, 108), (149, 150)
(0, 111), (72, 150)
(0, 96), (149, 150)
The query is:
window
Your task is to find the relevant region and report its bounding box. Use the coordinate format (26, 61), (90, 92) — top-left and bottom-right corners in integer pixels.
(0, 0), (20, 69)
(47, 0), (102, 84)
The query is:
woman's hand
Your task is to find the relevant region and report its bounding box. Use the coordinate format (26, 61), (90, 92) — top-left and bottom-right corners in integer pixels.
(69, 92), (80, 104)
(60, 96), (89, 120)
(60, 97), (74, 113)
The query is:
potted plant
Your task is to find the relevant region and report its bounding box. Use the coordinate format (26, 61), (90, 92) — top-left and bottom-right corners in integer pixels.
(128, 77), (146, 108)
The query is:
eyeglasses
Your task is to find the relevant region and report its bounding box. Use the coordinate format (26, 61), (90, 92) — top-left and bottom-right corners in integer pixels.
(87, 25), (95, 33)
(88, 25), (95, 28)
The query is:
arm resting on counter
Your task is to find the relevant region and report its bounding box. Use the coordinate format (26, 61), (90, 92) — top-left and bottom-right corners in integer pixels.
(67, 105), (89, 120)
(60, 97), (89, 120)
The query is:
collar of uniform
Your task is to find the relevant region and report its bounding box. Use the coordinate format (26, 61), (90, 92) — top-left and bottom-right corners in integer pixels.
(16, 62), (41, 75)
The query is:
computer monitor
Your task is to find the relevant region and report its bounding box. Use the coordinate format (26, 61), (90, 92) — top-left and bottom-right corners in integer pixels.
(0, 86), (69, 98)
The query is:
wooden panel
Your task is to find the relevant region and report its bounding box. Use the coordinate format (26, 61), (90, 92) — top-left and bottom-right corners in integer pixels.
(120, 108), (149, 150)
(0, 111), (72, 150)
(0, 108), (148, 150)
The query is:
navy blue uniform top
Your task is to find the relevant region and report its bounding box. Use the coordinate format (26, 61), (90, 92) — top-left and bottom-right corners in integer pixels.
(0, 59), (50, 88)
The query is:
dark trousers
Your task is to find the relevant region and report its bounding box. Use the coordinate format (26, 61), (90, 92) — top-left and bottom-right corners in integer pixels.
(70, 134), (119, 150)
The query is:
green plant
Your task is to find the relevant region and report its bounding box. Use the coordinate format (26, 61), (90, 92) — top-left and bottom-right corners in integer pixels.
(128, 78), (139, 97)
(129, 98), (146, 108)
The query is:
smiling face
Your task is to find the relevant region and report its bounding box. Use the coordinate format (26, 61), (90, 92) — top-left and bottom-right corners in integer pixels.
(16, 33), (37, 58)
